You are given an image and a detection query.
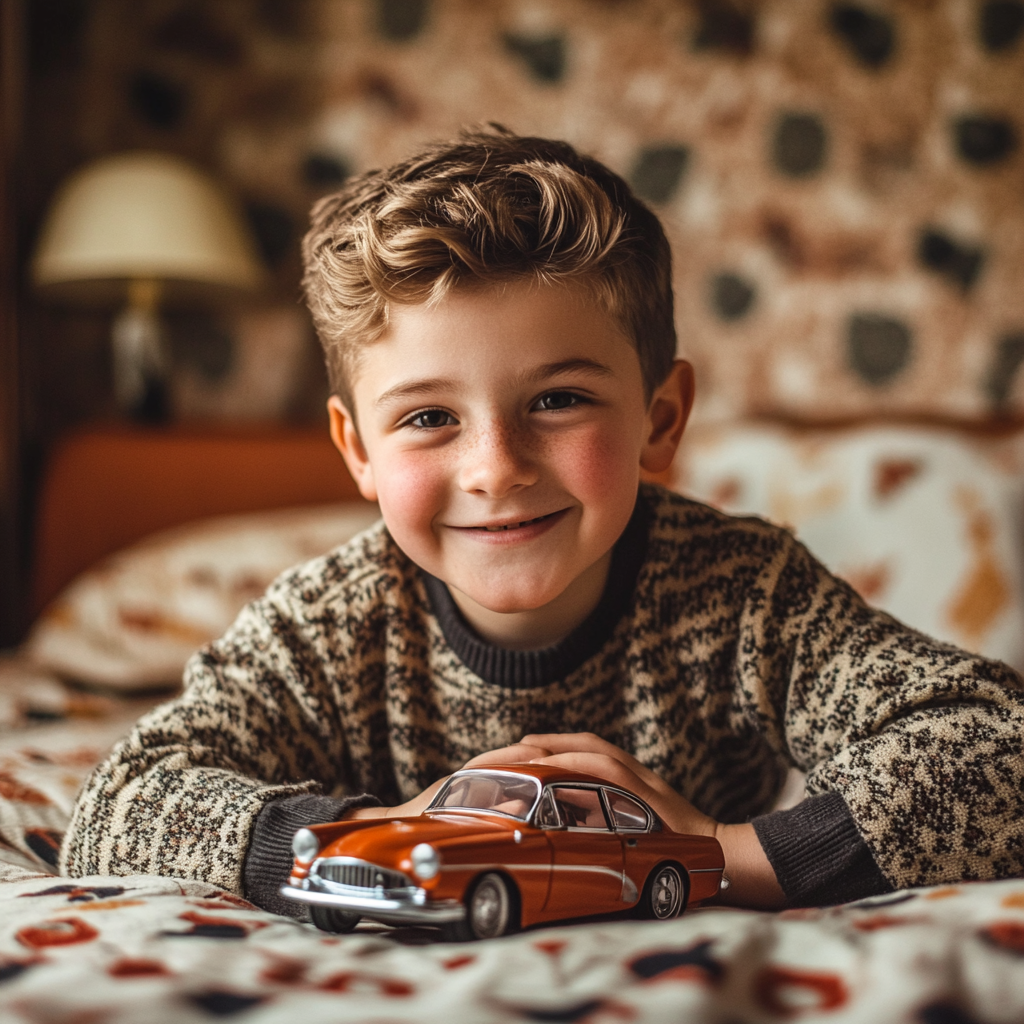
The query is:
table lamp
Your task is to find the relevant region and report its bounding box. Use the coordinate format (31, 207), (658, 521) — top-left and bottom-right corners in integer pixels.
(31, 152), (266, 420)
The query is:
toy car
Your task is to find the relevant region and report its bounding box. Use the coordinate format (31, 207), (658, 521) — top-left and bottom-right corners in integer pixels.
(280, 764), (726, 940)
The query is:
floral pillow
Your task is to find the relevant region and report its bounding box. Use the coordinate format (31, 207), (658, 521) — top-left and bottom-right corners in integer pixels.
(672, 423), (1024, 673)
(23, 503), (380, 691)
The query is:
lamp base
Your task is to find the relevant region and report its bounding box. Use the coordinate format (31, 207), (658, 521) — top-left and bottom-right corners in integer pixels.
(112, 280), (169, 423)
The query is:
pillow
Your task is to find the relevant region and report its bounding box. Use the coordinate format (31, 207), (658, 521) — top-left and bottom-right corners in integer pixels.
(23, 503), (381, 690)
(672, 423), (1024, 673)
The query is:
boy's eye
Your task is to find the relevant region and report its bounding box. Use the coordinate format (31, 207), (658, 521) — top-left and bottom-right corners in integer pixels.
(406, 409), (456, 429)
(535, 391), (582, 411)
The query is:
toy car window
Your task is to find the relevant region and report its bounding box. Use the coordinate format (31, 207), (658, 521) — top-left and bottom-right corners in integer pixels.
(534, 790), (561, 829)
(550, 787), (609, 830)
(606, 790), (649, 831)
(431, 772), (539, 820)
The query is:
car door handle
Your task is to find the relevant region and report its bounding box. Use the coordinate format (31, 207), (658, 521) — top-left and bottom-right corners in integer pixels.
(626, 838), (637, 848)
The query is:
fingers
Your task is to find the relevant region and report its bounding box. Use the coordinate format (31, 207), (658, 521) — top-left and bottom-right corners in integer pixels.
(387, 775), (450, 818)
(521, 733), (648, 776)
(463, 743), (552, 769)
(521, 733), (676, 799)
(521, 732), (619, 756)
(528, 752), (654, 801)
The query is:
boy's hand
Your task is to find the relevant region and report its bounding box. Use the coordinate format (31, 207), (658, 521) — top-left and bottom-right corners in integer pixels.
(520, 732), (718, 838)
(344, 776), (449, 821)
(521, 732), (786, 910)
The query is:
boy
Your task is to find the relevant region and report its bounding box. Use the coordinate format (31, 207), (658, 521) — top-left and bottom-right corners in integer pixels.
(61, 128), (1024, 917)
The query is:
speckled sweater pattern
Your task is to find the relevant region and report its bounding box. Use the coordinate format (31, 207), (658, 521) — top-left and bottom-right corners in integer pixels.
(60, 485), (1024, 908)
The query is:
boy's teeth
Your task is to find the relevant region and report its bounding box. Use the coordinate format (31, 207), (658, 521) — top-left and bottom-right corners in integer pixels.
(482, 513), (547, 532)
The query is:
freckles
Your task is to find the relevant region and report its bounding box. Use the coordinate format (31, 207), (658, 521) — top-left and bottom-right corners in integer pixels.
(550, 424), (637, 493)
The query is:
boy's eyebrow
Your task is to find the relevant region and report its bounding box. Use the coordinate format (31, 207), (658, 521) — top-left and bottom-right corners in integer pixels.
(527, 358), (614, 382)
(375, 360), (614, 408)
(375, 377), (459, 407)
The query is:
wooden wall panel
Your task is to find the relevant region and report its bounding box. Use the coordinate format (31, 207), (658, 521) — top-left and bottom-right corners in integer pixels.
(0, 0), (24, 645)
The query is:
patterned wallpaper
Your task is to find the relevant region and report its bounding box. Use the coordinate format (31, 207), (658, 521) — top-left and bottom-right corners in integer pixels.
(73, 0), (1024, 424)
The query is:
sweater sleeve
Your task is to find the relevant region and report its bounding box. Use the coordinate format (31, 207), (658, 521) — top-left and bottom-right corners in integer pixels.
(58, 588), (373, 900)
(242, 793), (381, 915)
(744, 529), (1024, 902)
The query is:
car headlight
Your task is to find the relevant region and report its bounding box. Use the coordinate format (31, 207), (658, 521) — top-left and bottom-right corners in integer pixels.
(292, 828), (320, 863)
(410, 843), (440, 880)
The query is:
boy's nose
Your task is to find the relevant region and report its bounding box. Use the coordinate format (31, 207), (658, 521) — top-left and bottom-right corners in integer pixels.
(456, 421), (539, 497)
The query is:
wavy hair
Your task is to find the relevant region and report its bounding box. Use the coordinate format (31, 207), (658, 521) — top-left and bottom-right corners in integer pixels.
(302, 126), (677, 412)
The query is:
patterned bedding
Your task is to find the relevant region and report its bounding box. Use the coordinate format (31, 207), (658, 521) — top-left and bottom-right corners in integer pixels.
(2, 706), (1024, 1023)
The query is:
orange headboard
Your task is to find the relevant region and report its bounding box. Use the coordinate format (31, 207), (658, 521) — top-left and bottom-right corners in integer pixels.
(32, 425), (366, 614)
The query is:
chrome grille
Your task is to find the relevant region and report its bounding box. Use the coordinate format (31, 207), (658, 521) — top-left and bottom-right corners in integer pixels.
(315, 859), (408, 890)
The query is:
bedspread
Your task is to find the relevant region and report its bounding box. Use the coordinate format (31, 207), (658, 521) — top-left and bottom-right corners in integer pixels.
(3, 713), (1024, 1023)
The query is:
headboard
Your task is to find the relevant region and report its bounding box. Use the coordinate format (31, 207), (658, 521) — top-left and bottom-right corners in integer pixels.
(31, 425), (365, 614)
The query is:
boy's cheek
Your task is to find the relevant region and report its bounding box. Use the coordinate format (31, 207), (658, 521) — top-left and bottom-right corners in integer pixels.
(373, 457), (448, 537)
(548, 424), (639, 497)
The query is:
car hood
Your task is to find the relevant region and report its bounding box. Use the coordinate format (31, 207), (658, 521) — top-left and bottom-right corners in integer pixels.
(321, 813), (520, 865)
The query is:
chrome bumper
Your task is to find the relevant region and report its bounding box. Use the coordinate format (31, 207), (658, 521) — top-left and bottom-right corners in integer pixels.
(280, 881), (466, 925)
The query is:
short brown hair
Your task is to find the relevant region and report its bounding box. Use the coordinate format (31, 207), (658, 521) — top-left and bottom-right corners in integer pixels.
(302, 126), (677, 412)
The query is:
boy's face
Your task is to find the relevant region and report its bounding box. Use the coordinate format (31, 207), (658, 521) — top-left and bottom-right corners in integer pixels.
(330, 282), (691, 640)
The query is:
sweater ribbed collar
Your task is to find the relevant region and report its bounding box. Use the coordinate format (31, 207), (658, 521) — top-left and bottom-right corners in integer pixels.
(422, 494), (651, 689)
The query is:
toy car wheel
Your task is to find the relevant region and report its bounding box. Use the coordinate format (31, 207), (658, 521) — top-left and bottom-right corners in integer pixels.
(444, 872), (519, 941)
(310, 905), (361, 933)
(468, 872), (518, 939)
(640, 862), (687, 920)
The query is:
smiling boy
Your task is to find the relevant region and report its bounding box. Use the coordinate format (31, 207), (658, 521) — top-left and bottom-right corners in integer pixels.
(62, 128), (1024, 917)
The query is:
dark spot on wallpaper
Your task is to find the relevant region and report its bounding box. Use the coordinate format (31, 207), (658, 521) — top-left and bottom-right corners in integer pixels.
(979, 1), (1024, 51)
(712, 273), (757, 321)
(773, 113), (828, 177)
(830, 4), (895, 68)
(630, 145), (689, 204)
(985, 334), (1024, 410)
(917, 229), (985, 291)
(953, 115), (1018, 165)
(302, 153), (350, 187)
(377, 0), (430, 41)
(847, 313), (913, 385)
(244, 202), (294, 268)
(502, 33), (567, 83)
(692, 0), (755, 55)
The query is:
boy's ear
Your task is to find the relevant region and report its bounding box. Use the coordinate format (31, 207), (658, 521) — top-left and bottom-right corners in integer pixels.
(327, 396), (379, 502)
(639, 360), (695, 475)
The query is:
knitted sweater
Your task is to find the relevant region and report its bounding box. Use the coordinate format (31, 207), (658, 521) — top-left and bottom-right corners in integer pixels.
(60, 485), (1024, 915)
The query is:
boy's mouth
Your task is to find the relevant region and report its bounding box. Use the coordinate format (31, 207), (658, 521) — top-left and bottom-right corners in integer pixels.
(472, 510), (561, 532)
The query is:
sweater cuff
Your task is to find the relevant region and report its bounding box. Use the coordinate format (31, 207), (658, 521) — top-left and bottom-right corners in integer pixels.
(752, 792), (893, 907)
(243, 793), (381, 917)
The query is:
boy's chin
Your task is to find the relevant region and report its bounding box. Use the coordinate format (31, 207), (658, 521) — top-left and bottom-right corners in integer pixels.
(450, 583), (560, 616)
(442, 552), (612, 619)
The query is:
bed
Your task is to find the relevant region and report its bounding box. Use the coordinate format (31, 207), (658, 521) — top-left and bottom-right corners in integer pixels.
(2, 422), (1023, 1023)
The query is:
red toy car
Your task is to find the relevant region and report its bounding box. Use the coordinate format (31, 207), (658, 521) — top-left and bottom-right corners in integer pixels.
(281, 764), (726, 940)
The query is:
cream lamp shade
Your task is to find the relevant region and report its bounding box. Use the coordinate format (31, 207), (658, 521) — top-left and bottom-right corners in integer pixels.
(32, 152), (266, 419)
(32, 151), (265, 302)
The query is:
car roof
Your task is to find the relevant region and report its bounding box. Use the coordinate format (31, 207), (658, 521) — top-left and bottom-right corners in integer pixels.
(451, 762), (634, 791)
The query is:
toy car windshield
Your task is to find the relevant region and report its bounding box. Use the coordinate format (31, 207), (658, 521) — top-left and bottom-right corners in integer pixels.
(427, 770), (541, 820)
